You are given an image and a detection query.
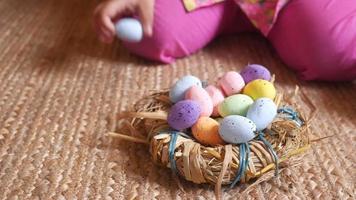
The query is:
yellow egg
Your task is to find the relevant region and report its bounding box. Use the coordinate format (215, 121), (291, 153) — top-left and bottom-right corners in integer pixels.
(192, 117), (224, 146)
(243, 79), (276, 100)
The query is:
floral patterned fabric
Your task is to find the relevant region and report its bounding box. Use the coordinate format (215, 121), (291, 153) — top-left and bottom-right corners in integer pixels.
(182, 0), (290, 35)
(182, 0), (225, 11)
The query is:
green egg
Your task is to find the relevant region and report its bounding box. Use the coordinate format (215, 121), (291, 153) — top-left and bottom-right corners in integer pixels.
(218, 94), (254, 117)
(214, 117), (224, 123)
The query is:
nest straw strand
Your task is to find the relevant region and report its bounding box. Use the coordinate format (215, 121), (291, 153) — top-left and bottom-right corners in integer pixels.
(109, 89), (312, 198)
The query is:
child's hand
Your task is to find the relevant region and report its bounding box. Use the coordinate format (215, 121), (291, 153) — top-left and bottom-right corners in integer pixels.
(94, 0), (154, 43)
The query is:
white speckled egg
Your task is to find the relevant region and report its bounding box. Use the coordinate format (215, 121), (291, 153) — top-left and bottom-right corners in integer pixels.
(246, 98), (277, 131)
(169, 75), (202, 103)
(115, 18), (143, 42)
(219, 115), (256, 144)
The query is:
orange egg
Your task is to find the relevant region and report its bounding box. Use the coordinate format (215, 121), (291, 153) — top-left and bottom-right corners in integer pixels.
(192, 117), (225, 146)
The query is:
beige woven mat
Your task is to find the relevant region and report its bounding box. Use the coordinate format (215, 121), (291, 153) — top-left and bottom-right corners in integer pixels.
(0, 0), (355, 199)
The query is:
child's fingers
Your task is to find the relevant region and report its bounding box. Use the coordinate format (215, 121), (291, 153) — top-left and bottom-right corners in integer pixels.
(138, 0), (154, 36)
(99, 25), (114, 43)
(94, 22), (112, 43)
(104, 0), (135, 20)
(101, 15), (116, 38)
(94, 0), (136, 42)
(93, 14), (114, 43)
(93, 23), (106, 43)
(93, 0), (152, 41)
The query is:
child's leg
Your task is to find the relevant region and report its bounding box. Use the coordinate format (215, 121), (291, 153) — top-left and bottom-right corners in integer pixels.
(268, 0), (356, 81)
(124, 0), (254, 63)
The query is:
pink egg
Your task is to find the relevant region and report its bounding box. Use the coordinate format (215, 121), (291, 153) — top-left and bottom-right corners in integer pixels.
(185, 85), (213, 117)
(218, 71), (245, 96)
(205, 85), (225, 117)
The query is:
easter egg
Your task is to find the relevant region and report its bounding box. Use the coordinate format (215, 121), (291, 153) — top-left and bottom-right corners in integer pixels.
(246, 98), (277, 131)
(115, 18), (143, 42)
(240, 64), (271, 83)
(167, 100), (201, 130)
(219, 115), (256, 144)
(217, 71), (245, 96)
(214, 117), (224, 123)
(205, 85), (225, 117)
(192, 117), (224, 146)
(185, 85), (213, 116)
(169, 75), (202, 103)
(243, 79), (276, 100)
(218, 94), (254, 117)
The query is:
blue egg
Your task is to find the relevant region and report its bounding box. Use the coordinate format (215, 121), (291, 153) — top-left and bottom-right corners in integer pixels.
(219, 115), (256, 144)
(246, 98), (277, 131)
(115, 18), (143, 42)
(169, 75), (202, 103)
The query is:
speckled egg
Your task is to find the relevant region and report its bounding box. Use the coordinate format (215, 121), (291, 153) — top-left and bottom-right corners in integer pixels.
(115, 18), (143, 42)
(218, 71), (245, 96)
(192, 117), (224, 146)
(240, 64), (271, 83)
(243, 79), (276, 100)
(219, 115), (257, 144)
(169, 75), (202, 103)
(167, 100), (201, 130)
(205, 85), (225, 117)
(185, 85), (213, 117)
(246, 98), (277, 131)
(218, 94), (254, 117)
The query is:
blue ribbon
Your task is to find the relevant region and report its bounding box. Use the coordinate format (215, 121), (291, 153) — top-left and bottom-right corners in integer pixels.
(168, 131), (179, 174)
(230, 143), (250, 188)
(258, 132), (279, 176)
(277, 107), (303, 127)
(166, 106), (302, 187)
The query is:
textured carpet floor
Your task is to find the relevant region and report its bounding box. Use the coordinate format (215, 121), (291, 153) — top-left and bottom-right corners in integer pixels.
(0, 0), (355, 199)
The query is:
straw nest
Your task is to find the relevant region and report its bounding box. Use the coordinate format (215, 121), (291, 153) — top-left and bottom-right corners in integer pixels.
(109, 88), (313, 197)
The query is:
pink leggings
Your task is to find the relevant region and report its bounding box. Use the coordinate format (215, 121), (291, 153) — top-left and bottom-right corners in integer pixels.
(124, 0), (356, 81)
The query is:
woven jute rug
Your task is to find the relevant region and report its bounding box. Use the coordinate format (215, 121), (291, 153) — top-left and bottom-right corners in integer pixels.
(0, 0), (355, 199)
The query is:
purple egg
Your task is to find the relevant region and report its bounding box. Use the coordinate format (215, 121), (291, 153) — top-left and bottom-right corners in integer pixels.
(240, 64), (271, 83)
(167, 100), (201, 130)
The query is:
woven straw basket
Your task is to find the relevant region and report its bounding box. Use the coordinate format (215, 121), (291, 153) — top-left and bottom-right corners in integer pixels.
(109, 86), (314, 198)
